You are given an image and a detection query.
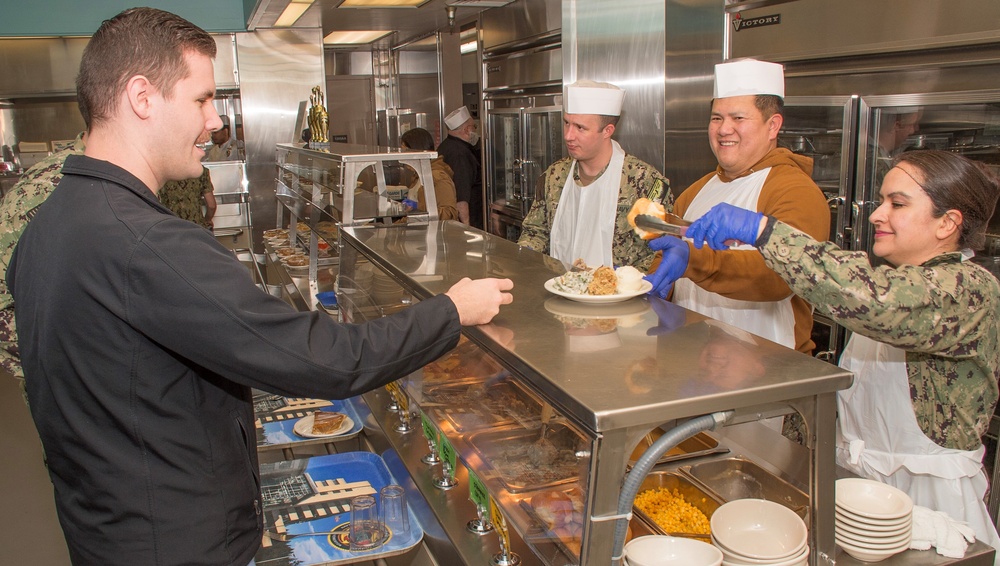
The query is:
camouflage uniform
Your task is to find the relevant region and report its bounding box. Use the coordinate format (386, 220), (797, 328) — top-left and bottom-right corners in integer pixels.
(760, 220), (1000, 451)
(518, 154), (672, 272)
(158, 167), (214, 228)
(0, 133), (86, 386)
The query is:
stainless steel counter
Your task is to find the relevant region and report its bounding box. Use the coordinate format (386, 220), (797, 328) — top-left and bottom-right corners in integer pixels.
(258, 216), (994, 565)
(338, 220), (854, 565)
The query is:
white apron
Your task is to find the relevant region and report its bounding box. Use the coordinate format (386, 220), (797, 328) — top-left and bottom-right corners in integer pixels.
(672, 168), (796, 349)
(550, 141), (626, 267)
(838, 334), (1000, 561)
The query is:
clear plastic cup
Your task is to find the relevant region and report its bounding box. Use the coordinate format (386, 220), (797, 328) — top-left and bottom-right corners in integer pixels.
(349, 494), (383, 551)
(380, 484), (410, 539)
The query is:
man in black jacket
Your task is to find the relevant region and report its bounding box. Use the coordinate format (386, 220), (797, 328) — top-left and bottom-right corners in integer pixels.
(7, 8), (512, 566)
(438, 105), (483, 229)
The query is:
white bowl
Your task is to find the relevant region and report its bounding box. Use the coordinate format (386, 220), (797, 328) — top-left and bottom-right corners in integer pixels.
(835, 509), (911, 533)
(835, 517), (911, 541)
(836, 527), (911, 549)
(720, 545), (809, 566)
(710, 499), (808, 561)
(837, 536), (909, 562)
(625, 535), (724, 566)
(836, 479), (913, 521)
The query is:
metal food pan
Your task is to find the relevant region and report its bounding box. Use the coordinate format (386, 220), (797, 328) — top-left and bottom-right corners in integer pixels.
(680, 457), (809, 517)
(467, 423), (587, 493)
(422, 378), (541, 432)
(627, 430), (728, 470)
(632, 471), (722, 540)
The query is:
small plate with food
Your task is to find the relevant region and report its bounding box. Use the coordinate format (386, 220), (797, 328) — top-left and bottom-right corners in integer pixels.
(293, 411), (354, 438)
(544, 264), (650, 304)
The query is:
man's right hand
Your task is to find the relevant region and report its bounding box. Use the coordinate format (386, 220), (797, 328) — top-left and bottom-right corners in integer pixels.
(445, 277), (514, 326)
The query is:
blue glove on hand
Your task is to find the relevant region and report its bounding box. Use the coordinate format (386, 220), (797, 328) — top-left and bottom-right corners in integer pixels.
(401, 198), (419, 211)
(644, 235), (690, 299)
(685, 203), (764, 251)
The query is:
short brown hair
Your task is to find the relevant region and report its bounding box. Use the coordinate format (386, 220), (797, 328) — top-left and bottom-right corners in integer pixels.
(893, 150), (1000, 250)
(77, 8), (217, 129)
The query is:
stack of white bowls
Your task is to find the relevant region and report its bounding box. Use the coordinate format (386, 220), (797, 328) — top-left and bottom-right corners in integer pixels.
(835, 478), (913, 562)
(710, 499), (809, 566)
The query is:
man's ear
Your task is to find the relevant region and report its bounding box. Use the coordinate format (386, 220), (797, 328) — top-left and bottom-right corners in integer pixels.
(125, 75), (154, 120)
(603, 123), (616, 139)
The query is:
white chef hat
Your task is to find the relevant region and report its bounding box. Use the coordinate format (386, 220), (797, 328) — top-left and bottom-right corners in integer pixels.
(713, 58), (785, 99)
(565, 80), (626, 116)
(444, 106), (472, 130)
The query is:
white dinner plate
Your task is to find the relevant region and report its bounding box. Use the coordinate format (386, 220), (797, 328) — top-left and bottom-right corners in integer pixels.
(543, 277), (652, 304)
(293, 413), (354, 438)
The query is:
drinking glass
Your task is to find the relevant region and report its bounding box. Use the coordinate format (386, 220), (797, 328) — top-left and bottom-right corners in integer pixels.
(380, 485), (410, 540)
(349, 494), (383, 551)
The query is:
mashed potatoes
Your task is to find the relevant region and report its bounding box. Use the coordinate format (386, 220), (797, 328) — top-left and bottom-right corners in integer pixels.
(615, 266), (644, 293)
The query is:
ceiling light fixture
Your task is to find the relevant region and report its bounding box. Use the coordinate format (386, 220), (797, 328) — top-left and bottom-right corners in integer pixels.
(275, 0), (314, 27)
(339, 0), (430, 7)
(323, 30), (394, 45)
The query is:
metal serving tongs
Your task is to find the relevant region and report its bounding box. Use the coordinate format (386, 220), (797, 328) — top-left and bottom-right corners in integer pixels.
(633, 212), (691, 238)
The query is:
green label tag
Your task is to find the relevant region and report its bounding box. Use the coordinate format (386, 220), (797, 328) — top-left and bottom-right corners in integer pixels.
(420, 410), (438, 443)
(468, 469), (489, 509)
(439, 434), (457, 471)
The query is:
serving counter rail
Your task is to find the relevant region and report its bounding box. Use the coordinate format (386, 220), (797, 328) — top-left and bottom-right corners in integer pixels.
(334, 220), (854, 565)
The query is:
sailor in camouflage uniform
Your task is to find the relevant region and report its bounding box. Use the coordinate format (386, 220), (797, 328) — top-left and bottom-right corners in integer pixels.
(0, 132), (86, 400)
(518, 80), (671, 272)
(157, 166), (216, 228)
(683, 150), (1000, 557)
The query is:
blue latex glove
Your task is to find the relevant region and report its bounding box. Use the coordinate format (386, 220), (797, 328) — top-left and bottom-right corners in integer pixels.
(644, 235), (690, 299)
(647, 296), (688, 336)
(401, 198), (419, 211)
(685, 203), (764, 251)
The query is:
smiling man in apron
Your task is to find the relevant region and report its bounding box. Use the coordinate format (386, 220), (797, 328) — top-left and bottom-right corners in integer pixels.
(646, 59), (829, 356)
(519, 80), (671, 272)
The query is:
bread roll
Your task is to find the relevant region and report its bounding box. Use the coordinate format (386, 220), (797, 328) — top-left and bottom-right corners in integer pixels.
(627, 197), (667, 240)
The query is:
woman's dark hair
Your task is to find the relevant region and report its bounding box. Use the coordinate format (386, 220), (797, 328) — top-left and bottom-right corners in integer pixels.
(893, 150), (1000, 250)
(400, 128), (435, 151)
(77, 8), (217, 129)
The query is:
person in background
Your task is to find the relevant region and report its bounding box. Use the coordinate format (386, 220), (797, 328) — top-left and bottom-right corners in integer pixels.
(7, 8), (513, 566)
(0, 131), (86, 406)
(204, 114), (237, 161)
(647, 58), (829, 356)
(400, 127), (459, 220)
(437, 105), (483, 228)
(518, 80), (671, 271)
(682, 149), (1000, 558)
(158, 166), (217, 229)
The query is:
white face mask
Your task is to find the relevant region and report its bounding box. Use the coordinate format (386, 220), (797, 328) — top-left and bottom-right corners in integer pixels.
(467, 131), (480, 147)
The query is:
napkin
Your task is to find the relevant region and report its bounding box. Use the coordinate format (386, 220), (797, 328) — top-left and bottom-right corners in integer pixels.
(909, 505), (976, 559)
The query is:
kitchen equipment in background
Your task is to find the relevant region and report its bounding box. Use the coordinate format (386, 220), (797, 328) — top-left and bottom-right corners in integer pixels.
(481, 8), (563, 242)
(16, 141), (50, 170)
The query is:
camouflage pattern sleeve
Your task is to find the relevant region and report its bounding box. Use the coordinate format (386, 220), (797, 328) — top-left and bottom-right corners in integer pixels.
(760, 220), (1000, 450)
(0, 133), (85, 380)
(158, 168), (213, 228)
(517, 157), (573, 254)
(611, 156), (671, 271)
